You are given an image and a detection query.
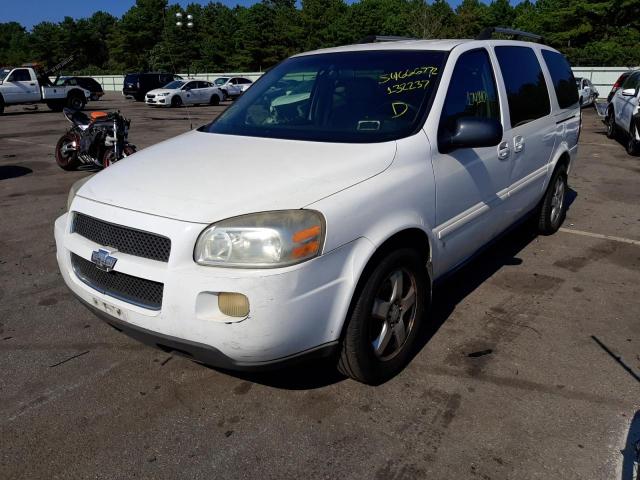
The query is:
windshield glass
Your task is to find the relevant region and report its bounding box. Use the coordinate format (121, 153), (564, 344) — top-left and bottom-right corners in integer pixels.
(0, 69), (11, 82)
(164, 80), (185, 89)
(202, 50), (445, 143)
(214, 77), (229, 86)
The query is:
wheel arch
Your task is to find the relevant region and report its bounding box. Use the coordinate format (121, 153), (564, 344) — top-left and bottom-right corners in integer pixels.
(332, 226), (433, 344)
(66, 88), (85, 99)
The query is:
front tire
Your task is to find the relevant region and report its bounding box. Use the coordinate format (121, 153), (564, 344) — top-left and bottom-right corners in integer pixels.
(606, 110), (617, 139)
(626, 122), (639, 156)
(338, 248), (428, 384)
(537, 164), (568, 235)
(0, 97), (4, 115)
(171, 95), (182, 108)
(55, 132), (81, 171)
(210, 94), (220, 106)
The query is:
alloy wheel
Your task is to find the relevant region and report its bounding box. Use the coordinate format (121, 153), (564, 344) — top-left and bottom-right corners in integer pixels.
(370, 268), (418, 361)
(550, 175), (565, 226)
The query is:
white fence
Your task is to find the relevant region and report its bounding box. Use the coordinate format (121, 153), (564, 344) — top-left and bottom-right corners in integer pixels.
(85, 72), (264, 92)
(73, 67), (633, 98)
(571, 67), (634, 98)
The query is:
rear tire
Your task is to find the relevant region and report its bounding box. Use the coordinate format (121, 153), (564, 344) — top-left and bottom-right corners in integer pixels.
(66, 93), (85, 111)
(606, 110), (617, 139)
(55, 132), (81, 171)
(338, 248), (428, 385)
(626, 122), (640, 156)
(537, 164), (568, 235)
(0, 97), (4, 115)
(47, 101), (64, 112)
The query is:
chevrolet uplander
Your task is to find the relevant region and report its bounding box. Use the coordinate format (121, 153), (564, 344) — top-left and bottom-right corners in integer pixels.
(56, 31), (580, 384)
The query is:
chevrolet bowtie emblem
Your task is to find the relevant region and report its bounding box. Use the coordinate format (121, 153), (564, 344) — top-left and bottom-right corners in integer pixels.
(91, 248), (118, 272)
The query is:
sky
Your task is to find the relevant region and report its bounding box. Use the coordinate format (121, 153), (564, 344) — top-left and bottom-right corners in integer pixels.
(2, 0), (476, 30)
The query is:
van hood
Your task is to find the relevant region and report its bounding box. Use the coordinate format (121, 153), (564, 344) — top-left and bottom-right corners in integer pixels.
(78, 130), (396, 223)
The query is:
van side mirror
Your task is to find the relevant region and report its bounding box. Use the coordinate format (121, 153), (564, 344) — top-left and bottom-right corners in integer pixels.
(621, 88), (636, 97)
(439, 117), (503, 153)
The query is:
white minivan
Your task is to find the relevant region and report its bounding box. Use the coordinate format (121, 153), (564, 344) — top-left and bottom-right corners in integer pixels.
(56, 33), (580, 384)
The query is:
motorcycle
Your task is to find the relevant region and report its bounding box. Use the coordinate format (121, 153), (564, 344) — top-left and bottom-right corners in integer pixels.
(55, 108), (136, 170)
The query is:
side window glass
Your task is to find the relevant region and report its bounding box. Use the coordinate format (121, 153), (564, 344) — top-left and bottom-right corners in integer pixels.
(495, 46), (551, 127)
(541, 50), (579, 109)
(438, 49), (500, 145)
(9, 69), (29, 82)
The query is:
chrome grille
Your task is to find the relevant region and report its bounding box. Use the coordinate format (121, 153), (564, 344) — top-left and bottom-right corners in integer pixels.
(71, 253), (163, 310)
(72, 213), (171, 262)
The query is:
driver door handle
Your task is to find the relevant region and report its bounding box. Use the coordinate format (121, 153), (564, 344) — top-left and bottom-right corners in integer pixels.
(498, 141), (510, 160)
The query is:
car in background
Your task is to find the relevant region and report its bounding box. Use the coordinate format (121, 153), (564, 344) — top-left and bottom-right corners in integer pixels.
(56, 76), (104, 101)
(145, 79), (224, 107)
(576, 77), (598, 106)
(607, 70), (634, 102)
(123, 72), (182, 101)
(605, 70), (640, 155)
(213, 76), (253, 99)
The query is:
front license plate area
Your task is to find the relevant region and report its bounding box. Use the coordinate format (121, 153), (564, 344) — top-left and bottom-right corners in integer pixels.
(91, 296), (127, 321)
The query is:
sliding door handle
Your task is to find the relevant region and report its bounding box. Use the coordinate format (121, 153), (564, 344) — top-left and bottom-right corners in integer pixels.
(498, 141), (510, 160)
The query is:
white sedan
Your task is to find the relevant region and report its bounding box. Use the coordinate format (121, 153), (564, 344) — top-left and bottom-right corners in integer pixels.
(213, 77), (253, 99)
(145, 79), (224, 107)
(576, 77), (599, 107)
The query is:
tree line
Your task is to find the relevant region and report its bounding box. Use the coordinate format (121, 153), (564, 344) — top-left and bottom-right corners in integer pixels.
(0, 0), (638, 75)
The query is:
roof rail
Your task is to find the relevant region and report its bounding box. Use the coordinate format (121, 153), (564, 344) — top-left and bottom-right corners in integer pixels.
(358, 35), (418, 44)
(476, 27), (544, 43)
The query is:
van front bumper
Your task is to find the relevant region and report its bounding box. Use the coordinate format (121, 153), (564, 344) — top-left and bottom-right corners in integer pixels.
(55, 200), (371, 369)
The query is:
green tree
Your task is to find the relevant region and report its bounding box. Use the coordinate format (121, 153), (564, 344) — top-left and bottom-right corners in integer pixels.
(455, 0), (490, 38)
(0, 22), (31, 66)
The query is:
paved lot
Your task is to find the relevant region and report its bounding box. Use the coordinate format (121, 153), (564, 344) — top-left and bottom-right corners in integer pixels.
(0, 94), (638, 479)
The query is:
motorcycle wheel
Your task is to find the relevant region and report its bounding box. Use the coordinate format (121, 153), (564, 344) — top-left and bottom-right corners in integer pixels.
(102, 145), (137, 168)
(55, 132), (81, 171)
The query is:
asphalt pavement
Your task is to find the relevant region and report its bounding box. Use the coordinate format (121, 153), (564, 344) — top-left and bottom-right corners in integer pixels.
(0, 94), (638, 479)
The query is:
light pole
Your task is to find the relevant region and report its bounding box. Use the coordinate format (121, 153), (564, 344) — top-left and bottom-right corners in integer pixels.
(175, 12), (195, 75)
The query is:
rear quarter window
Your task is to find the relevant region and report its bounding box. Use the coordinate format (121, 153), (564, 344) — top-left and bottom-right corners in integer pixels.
(541, 50), (579, 109)
(495, 46), (551, 127)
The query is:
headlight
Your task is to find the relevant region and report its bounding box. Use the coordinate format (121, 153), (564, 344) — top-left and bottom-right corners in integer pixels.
(194, 210), (325, 268)
(66, 176), (92, 211)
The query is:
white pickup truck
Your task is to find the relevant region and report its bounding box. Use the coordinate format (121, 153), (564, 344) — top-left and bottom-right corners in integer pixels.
(0, 65), (91, 115)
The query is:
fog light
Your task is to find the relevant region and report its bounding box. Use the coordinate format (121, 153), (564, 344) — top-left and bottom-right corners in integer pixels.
(218, 292), (249, 317)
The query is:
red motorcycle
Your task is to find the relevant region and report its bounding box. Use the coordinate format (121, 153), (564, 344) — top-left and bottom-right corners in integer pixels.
(55, 108), (136, 170)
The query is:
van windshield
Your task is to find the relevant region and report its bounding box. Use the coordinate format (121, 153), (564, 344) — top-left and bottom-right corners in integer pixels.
(201, 50), (446, 143)
(0, 69), (11, 82)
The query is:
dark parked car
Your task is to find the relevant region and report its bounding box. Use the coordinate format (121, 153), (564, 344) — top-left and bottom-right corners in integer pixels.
(55, 76), (104, 101)
(608, 70), (634, 102)
(122, 73), (183, 101)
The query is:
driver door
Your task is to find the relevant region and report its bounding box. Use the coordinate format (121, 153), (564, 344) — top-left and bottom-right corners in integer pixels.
(5, 69), (39, 103)
(430, 48), (512, 273)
